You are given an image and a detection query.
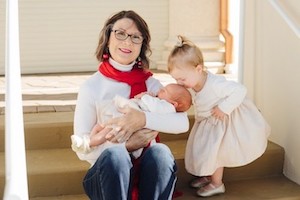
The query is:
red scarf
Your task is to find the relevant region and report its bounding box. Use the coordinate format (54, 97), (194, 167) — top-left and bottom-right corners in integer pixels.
(99, 61), (152, 98)
(99, 61), (155, 199)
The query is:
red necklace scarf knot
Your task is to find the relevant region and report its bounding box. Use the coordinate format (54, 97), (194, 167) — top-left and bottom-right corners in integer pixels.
(99, 61), (152, 98)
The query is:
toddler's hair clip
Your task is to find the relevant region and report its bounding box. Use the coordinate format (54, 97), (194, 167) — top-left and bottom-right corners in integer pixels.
(175, 35), (184, 47)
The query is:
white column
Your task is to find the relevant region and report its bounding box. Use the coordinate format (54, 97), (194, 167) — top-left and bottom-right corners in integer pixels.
(4, 0), (29, 199)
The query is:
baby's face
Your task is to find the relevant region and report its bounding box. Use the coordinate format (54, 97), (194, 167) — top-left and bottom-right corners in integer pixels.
(157, 87), (172, 103)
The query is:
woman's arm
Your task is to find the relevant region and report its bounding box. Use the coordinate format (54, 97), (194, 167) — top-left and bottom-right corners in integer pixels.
(145, 111), (189, 133)
(72, 81), (115, 163)
(104, 77), (189, 140)
(125, 129), (158, 152)
(144, 76), (189, 133)
(105, 105), (189, 141)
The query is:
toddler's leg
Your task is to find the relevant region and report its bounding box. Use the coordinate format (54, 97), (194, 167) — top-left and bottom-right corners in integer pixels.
(196, 167), (225, 197)
(211, 167), (224, 186)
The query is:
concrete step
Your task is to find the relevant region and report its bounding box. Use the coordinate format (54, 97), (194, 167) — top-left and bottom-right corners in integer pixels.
(175, 175), (300, 200)
(0, 148), (89, 198)
(0, 112), (74, 151)
(168, 140), (284, 188)
(0, 102), (288, 198)
(0, 107), (195, 151)
(30, 176), (300, 200)
(0, 139), (285, 198)
(31, 195), (88, 200)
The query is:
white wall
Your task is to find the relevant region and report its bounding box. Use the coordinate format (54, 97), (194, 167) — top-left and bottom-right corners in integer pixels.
(243, 0), (300, 184)
(0, 0), (168, 74)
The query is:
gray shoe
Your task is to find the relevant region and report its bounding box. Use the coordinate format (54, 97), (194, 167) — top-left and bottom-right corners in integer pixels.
(196, 183), (225, 197)
(189, 177), (211, 188)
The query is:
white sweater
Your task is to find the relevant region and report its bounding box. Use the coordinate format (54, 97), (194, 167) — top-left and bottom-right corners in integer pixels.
(71, 71), (189, 166)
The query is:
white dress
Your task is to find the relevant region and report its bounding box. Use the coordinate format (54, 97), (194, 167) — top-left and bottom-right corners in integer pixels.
(185, 72), (271, 176)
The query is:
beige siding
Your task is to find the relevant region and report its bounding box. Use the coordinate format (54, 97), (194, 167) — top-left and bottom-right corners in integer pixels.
(0, 0), (168, 74)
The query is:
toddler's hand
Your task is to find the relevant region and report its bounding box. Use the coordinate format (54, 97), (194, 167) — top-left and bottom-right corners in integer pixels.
(211, 106), (226, 120)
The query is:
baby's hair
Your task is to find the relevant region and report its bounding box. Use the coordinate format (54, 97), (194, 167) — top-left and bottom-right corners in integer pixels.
(168, 35), (204, 72)
(166, 83), (192, 112)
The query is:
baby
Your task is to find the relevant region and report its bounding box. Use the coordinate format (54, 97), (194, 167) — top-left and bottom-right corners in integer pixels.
(72, 83), (192, 158)
(104, 83), (192, 157)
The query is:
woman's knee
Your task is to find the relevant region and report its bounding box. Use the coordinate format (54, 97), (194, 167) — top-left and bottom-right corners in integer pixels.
(142, 143), (176, 169)
(149, 143), (173, 158)
(97, 146), (132, 170)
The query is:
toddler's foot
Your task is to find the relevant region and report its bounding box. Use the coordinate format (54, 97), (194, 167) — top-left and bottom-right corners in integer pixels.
(196, 183), (225, 197)
(189, 176), (211, 188)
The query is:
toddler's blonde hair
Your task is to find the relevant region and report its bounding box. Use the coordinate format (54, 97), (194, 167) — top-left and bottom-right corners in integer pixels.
(168, 35), (204, 72)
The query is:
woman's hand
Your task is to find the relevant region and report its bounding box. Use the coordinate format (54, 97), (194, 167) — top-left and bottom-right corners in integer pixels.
(89, 124), (112, 147)
(125, 129), (158, 152)
(211, 106), (226, 120)
(104, 106), (146, 143)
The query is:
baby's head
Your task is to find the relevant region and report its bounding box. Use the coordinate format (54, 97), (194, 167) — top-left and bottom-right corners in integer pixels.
(157, 83), (192, 112)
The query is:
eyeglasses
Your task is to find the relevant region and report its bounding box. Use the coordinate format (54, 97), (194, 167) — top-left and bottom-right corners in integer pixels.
(112, 30), (144, 44)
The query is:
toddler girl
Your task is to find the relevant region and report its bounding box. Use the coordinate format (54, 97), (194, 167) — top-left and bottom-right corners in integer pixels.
(167, 36), (271, 197)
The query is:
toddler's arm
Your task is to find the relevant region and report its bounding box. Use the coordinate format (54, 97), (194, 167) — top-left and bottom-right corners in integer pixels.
(211, 106), (226, 120)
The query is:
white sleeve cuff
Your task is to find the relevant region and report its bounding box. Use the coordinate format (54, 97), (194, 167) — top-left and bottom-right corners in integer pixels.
(71, 135), (93, 154)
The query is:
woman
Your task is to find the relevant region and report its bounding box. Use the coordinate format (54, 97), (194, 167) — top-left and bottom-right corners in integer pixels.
(71, 10), (189, 200)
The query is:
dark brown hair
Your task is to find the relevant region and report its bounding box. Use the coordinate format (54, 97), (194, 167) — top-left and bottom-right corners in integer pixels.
(95, 10), (152, 69)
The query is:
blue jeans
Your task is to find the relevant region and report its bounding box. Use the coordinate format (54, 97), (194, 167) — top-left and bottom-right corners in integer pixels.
(83, 143), (177, 200)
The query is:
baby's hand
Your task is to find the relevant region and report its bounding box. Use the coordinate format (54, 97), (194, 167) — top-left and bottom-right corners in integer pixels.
(211, 106), (226, 120)
(134, 92), (147, 99)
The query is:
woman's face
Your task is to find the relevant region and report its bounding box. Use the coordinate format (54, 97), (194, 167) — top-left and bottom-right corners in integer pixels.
(108, 18), (142, 65)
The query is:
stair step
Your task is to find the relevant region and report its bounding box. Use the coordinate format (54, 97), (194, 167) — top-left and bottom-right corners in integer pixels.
(0, 112), (74, 151)
(0, 108), (195, 151)
(29, 175), (300, 200)
(31, 194), (88, 200)
(0, 148), (89, 198)
(170, 140), (284, 188)
(175, 175), (300, 200)
(0, 140), (284, 198)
